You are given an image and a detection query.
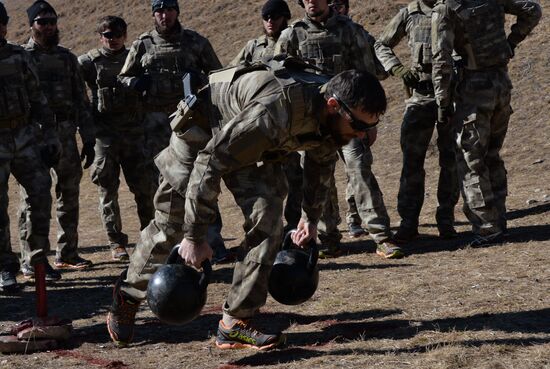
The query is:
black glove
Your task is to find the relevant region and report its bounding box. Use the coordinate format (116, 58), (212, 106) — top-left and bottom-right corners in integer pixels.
(80, 142), (95, 169)
(391, 64), (420, 89)
(133, 75), (151, 93)
(40, 144), (61, 168)
(437, 105), (453, 125)
(507, 39), (517, 58)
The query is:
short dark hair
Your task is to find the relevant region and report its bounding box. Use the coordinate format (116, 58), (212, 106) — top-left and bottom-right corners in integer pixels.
(325, 70), (387, 115)
(96, 16), (127, 34)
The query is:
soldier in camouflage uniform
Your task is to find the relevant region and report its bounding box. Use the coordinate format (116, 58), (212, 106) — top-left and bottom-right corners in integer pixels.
(19, 1), (96, 278)
(432, 0), (541, 246)
(375, 0), (459, 242)
(79, 16), (154, 261)
(275, 0), (403, 259)
(106, 61), (386, 349)
(0, 2), (61, 292)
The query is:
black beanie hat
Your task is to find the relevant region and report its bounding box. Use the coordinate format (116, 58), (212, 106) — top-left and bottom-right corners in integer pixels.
(262, 0), (291, 19)
(0, 2), (9, 25)
(151, 0), (180, 14)
(27, 1), (57, 26)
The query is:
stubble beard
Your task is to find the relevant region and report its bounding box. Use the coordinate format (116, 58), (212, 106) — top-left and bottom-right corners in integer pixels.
(32, 27), (59, 48)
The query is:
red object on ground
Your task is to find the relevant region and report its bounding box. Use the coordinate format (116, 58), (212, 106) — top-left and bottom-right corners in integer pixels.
(34, 263), (48, 318)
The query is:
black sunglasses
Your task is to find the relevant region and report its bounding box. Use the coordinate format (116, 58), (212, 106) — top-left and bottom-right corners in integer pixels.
(101, 31), (124, 39)
(262, 14), (283, 21)
(333, 95), (379, 132)
(35, 17), (57, 26)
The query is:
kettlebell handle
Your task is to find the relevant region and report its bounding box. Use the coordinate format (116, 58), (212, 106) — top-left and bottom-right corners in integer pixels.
(282, 231), (319, 273)
(167, 245), (212, 290)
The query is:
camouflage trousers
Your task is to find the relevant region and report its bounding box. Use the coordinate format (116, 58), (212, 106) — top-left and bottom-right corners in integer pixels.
(122, 159), (286, 319)
(452, 68), (512, 235)
(90, 131), (154, 248)
(282, 152), (302, 232)
(398, 92), (459, 231)
(339, 138), (392, 243)
(142, 111), (172, 188)
(20, 120), (82, 261)
(0, 124), (52, 270)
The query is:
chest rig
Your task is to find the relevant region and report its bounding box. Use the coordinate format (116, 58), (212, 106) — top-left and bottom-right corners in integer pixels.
(407, 1), (434, 76)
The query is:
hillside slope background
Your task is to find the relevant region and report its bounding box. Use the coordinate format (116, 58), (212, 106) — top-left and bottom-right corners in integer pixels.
(1, 1), (549, 368)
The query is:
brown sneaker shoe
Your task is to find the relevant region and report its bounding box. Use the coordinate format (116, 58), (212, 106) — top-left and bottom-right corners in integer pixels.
(54, 255), (93, 270)
(215, 319), (285, 350)
(376, 241), (405, 259)
(107, 273), (140, 347)
(112, 246), (129, 261)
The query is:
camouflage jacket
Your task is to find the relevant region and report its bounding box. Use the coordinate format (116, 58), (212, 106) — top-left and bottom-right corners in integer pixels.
(431, 0), (542, 107)
(274, 10), (386, 79)
(229, 34), (278, 66)
(79, 47), (142, 135)
(183, 66), (338, 242)
(0, 40), (55, 131)
(118, 26), (222, 112)
(375, 0), (435, 81)
(23, 37), (95, 144)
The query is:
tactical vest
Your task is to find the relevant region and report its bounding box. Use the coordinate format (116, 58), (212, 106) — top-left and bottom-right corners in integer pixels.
(250, 36), (276, 64)
(88, 48), (138, 114)
(295, 21), (346, 75)
(208, 59), (329, 154)
(140, 30), (204, 108)
(407, 1), (433, 75)
(449, 0), (512, 69)
(27, 47), (74, 113)
(0, 44), (31, 123)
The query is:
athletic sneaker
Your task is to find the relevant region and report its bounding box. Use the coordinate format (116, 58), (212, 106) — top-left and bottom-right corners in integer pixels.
(111, 246), (129, 261)
(107, 274), (140, 347)
(54, 255), (93, 269)
(21, 262), (61, 281)
(0, 271), (20, 293)
(216, 319), (285, 350)
(469, 232), (504, 248)
(376, 241), (405, 259)
(348, 223), (366, 238)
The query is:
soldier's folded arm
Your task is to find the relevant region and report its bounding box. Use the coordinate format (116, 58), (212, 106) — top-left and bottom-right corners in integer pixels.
(503, 0), (542, 50)
(117, 39), (146, 90)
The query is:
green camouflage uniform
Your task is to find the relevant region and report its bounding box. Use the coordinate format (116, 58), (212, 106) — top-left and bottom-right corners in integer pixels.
(0, 40), (57, 270)
(118, 24), (222, 185)
(230, 34), (278, 66)
(79, 47), (154, 248)
(20, 37), (95, 262)
(431, 0), (541, 236)
(375, 0), (459, 233)
(275, 10), (392, 245)
(121, 64), (336, 319)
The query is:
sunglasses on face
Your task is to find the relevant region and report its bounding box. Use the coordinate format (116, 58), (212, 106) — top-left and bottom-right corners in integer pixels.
(101, 31), (124, 39)
(35, 18), (57, 26)
(262, 14), (283, 21)
(333, 95), (379, 132)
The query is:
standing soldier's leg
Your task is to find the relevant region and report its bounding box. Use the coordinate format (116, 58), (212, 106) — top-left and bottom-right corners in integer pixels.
(282, 152), (303, 233)
(396, 99), (436, 240)
(317, 164), (342, 256)
(91, 136), (128, 259)
(142, 112), (171, 189)
(339, 148), (365, 238)
(0, 163), (20, 290)
(51, 122), (88, 267)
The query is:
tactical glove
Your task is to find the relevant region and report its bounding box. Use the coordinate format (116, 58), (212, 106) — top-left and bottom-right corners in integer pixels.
(40, 128), (62, 168)
(391, 64), (420, 89)
(133, 75), (151, 93)
(507, 39), (517, 58)
(437, 105), (453, 125)
(80, 141), (95, 169)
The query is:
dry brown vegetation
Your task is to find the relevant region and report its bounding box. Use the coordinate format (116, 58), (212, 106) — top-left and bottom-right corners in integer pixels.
(1, 1), (549, 368)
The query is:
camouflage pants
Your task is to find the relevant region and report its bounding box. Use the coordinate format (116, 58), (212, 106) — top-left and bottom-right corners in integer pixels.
(282, 152), (303, 231)
(142, 111), (172, 188)
(317, 161), (342, 246)
(340, 138), (392, 243)
(398, 92), (459, 231)
(90, 132), (154, 248)
(122, 163), (286, 319)
(0, 125), (52, 270)
(452, 69), (512, 235)
(20, 121), (82, 261)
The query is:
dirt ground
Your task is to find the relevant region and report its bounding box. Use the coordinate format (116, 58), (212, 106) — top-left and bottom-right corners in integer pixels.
(1, 1), (549, 368)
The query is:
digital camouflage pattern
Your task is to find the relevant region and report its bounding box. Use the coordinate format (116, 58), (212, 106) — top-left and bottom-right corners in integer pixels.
(19, 37), (95, 261)
(375, 0), (459, 232)
(0, 41), (55, 269)
(275, 10), (393, 245)
(79, 47), (154, 248)
(432, 0), (541, 235)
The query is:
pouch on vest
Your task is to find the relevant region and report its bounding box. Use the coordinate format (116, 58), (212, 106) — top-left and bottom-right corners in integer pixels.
(0, 60), (30, 122)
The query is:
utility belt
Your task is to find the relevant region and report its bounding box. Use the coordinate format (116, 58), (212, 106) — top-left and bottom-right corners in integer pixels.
(0, 116), (27, 129)
(414, 80), (434, 95)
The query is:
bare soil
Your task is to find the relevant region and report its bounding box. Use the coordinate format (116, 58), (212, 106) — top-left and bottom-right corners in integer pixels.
(1, 1), (549, 368)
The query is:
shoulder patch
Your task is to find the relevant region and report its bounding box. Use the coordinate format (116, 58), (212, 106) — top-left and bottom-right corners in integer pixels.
(138, 31), (153, 40)
(291, 19), (309, 29)
(408, 0), (422, 14)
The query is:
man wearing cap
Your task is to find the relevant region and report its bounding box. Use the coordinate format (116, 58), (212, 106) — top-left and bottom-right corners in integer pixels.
(275, 0), (402, 259)
(0, 1), (61, 292)
(19, 0), (95, 279)
(79, 16), (154, 261)
(118, 0), (222, 185)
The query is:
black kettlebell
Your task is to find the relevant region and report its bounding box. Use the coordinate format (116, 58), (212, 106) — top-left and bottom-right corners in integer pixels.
(268, 231), (319, 305)
(147, 245), (212, 325)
